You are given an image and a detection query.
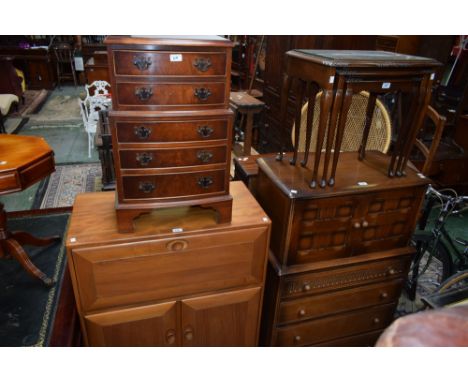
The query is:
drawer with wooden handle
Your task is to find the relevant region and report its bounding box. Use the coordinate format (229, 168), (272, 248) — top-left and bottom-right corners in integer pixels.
(115, 119), (229, 143)
(113, 50), (227, 77)
(278, 278), (403, 324)
(70, 226), (269, 312)
(119, 146), (228, 169)
(280, 254), (411, 299)
(120, 169), (226, 200)
(115, 82), (226, 109)
(275, 303), (396, 346)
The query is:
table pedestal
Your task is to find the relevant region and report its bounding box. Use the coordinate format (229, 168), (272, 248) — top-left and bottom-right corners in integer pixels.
(0, 202), (60, 286)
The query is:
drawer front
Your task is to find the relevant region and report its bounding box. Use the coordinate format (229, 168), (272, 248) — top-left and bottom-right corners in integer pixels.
(113, 50), (227, 76)
(119, 146), (227, 169)
(275, 303), (395, 346)
(278, 278), (403, 324)
(116, 82), (226, 108)
(71, 226), (269, 312)
(116, 119), (228, 143)
(121, 169), (226, 200)
(313, 329), (382, 347)
(281, 255), (411, 299)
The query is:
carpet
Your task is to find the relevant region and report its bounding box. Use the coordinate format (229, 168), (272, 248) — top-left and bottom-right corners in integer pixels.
(0, 213), (70, 346)
(18, 121), (100, 164)
(9, 89), (49, 117)
(27, 86), (83, 122)
(38, 163), (102, 209)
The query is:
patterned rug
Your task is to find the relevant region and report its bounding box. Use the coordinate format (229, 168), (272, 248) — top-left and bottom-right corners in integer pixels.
(0, 213), (69, 346)
(38, 163), (102, 209)
(10, 89), (50, 117)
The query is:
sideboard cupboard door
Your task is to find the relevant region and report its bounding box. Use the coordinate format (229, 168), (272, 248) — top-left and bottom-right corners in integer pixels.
(84, 301), (178, 346)
(180, 287), (262, 346)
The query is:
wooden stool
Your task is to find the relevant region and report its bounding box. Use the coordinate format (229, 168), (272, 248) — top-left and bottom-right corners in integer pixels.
(230, 91), (265, 156)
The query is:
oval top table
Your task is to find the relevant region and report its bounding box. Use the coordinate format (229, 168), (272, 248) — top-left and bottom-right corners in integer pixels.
(0, 134), (58, 286)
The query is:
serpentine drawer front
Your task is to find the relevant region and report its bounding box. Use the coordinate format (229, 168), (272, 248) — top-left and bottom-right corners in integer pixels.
(113, 51), (227, 77)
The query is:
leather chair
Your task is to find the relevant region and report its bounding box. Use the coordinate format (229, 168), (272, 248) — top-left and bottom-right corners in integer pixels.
(0, 57), (24, 102)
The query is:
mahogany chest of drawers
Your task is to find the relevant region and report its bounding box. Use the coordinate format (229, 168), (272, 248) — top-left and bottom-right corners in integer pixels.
(105, 36), (234, 232)
(66, 182), (271, 346)
(255, 151), (429, 346)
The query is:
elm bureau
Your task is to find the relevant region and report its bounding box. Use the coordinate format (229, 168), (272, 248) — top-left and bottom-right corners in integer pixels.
(105, 35), (234, 232)
(65, 182), (270, 346)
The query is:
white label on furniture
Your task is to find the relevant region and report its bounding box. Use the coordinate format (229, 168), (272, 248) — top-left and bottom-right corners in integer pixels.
(172, 227), (184, 233)
(382, 82), (391, 89)
(430, 73), (435, 80)
(329, 76), (335, 83)
(170, 54), (183, 62)
(357, 181), (369, 186)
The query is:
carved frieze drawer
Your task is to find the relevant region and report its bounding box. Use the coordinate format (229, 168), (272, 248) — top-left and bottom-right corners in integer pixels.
(121, 169), (226, 200)
(280, 255), (411, 299)
(115, 119), (229, 143)
(119, 146), (227, 169)
(113, 50), (227, 77)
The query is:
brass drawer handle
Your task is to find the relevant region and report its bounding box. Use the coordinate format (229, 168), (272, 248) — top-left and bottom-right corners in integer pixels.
(373, 317), (380, 325)
(136, 152), (153, 166)
(165, 329), (176, 345)
(193, 57), (212, 72)
(380, 292), (389, 299)
(197, 150), (213, 163)
(353, 221), (361, 229)
(362, 220), (369, 228)
(166, 239), (188, 251)
(138, 181), (155, 193)
(194, 87), (212, 101)
(294, 335), (301, 343)
(133, 55), (152, 71)
(197, 176), (213, 189)
(197, 125), (214, 138)
(135, 87), (153, 101)
(134, 126), (152, 140)
(298, 309), (306, 317)
(387, 268), (397, 276)
(303, 283), (311, 292)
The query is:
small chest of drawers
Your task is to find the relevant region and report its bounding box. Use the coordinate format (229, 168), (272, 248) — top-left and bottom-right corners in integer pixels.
(256, 151), (429, 346)
(105, 36), (234, 232)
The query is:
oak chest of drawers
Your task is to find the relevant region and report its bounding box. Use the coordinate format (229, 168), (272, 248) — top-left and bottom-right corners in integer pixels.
(66, 182), (271, 346)
(256, 151), (429, 346)
(105, 36), (234, 232)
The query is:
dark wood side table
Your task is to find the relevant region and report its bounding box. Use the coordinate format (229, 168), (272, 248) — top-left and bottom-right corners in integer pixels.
(279, 50), (441, 188)
(230, 91), (265, 156)
(0, 135), (59, 286)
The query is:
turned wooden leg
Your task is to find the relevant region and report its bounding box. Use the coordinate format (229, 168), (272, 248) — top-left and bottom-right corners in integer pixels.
(358, 92), (377, 161)
(277, 72), (292, 162)
(310, 89), (333, 188)
(3, 238), (55, 287)
(330, 87), (353, 187)
(12, 231), (61, 246)
(321, 76), (345, 187)
(398, 75), (434, 175)
(301, 83), (319, 168)
(290, 79), (306, 166)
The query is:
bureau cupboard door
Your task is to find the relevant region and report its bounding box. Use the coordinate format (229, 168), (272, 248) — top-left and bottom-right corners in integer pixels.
(84, 301), (178, 346)
(180, 287), (262, 346)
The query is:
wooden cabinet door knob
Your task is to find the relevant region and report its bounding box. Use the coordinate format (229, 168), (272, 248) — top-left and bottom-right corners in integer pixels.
(165, 329), (176, 345)
(184, 326), (194, 341)
(298, 309), (306, 317)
